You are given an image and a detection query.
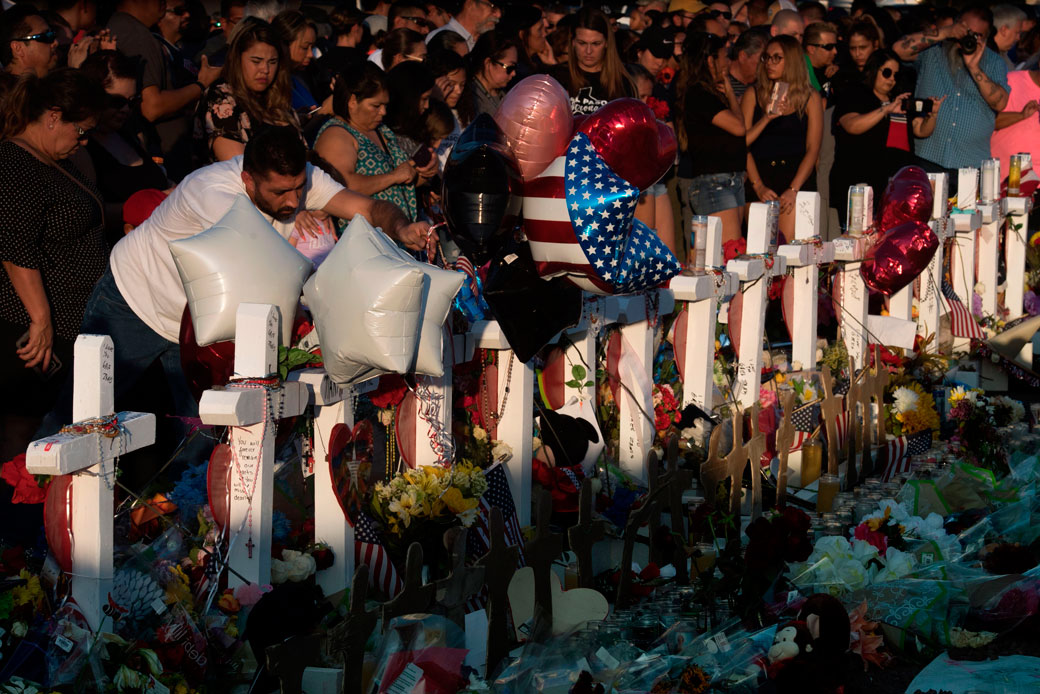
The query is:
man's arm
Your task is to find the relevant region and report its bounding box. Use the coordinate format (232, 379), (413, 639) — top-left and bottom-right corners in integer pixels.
(965, 49), (1009, 112)
(322, 189), (427, 250)
(139, 55), (220, 123)
(894, 22), (966, 61)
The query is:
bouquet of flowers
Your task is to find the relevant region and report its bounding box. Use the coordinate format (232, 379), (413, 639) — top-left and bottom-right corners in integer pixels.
(947, 387), (1010, 472)
(370, 462), (488, 538)
(786, 376), (819, 406)
(884, 382), (939, 438)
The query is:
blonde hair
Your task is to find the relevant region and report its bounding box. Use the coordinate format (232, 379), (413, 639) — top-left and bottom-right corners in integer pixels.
(755, 35), (811, 116)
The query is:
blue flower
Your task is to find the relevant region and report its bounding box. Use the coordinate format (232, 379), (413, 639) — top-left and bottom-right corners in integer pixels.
(168, 463), (208, 525)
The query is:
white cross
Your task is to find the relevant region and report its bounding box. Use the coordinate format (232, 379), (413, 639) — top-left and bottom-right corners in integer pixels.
(1004, 195), (1034, 327)
(670, 216), (738, 413)
(25, 335), (156, 632)
(730, 203), (787, 407)
(610, 289), (676, 485)
(466, 322), (534, 525)
(950, 168), (983, 352)
(917, 173), (951, 342)
(778, 192), (835, 369)
(833, 185), (872, 371)
(198, 304), (307, 587)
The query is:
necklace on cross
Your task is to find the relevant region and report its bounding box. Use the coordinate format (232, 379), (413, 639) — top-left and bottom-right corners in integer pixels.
(226, 380), (275, 559)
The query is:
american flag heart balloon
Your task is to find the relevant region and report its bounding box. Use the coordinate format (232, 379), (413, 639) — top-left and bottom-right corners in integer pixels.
(523, 132), (681, 295)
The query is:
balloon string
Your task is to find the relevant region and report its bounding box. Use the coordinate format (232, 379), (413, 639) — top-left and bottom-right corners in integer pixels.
(413, 376), (454, 465)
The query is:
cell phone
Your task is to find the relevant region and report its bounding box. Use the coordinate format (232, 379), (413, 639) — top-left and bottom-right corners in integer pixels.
(767, 82), (789, 115)
(910, 98), (933, 115)
(15, 330), (63, 380)
(410, 144), (432, 168)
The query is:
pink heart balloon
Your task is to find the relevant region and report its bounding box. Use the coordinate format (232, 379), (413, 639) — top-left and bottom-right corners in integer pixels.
(493, 75), (573, 180)
(860, 220), (938, 295)
(577, 98), (677, 191)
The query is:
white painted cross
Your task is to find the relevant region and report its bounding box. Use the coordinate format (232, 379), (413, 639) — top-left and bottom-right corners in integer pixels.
(611, 289), (676, 485)
(778, 192), (834, 369)
(1004, 195), (1034, 325)
(669, 217), (738, 413)
(833, 192), (871, 370)
(917, 173), (951, 343)
(976, 196), (1003, 318)
(730, 203), (787, 407)
(25, 335), (156, 632)
(198, 304), (306, 587)
(950, 168), (983, 352)
(466, 321), (535, 525)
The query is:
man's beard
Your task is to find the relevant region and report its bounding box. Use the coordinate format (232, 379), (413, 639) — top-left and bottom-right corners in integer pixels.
(255, 195), (297, 222)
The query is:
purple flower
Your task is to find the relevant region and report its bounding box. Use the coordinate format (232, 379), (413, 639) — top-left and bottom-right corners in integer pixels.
(972, 293), (983, 318)
(1024, 290), (1040, 317)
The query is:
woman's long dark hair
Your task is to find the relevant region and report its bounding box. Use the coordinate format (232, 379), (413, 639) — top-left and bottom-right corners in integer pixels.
(862, 48), (899, 95)
(457, 29), (517, 126)
(331, 61), (388, 124)
(1, 68), (105, 139)
(221, 18), (294, 126)
(674, 31), (727, 151)
(385, 61), (434, 139)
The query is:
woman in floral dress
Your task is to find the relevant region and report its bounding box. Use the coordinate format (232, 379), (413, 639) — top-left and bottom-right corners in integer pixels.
(194, 18), (297, 164)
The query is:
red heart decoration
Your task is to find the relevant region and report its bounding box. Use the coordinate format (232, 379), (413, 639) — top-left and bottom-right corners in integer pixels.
(44, 475), (74, 573)
(478, 361), (499, 438)
(727, 290), (743, 359)
(576, 98), (677, 191)
(328, 421), (373, 526)
(671, 305), (689, 383)
(782, 273), (796, 344)
(206, 443), (233, 534)
(179, 306), (234, 403)
(396, 391), (416, 469)
(877, 166), (933, 233)
(860, 220), (938, 296)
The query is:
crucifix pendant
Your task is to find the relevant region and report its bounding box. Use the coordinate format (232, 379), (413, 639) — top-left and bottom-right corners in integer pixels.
(246, 535), (255, 559)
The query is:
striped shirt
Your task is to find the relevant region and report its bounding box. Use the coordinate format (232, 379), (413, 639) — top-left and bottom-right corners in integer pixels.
(915, 43), (1008, 169)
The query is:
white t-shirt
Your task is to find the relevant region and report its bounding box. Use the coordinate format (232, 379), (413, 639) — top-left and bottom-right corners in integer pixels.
(110, 156), (344, 342)
(425, 17), (475, 51)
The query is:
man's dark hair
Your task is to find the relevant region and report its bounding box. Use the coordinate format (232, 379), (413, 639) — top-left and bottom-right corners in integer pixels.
(959, 3), (993, 30)
(243, 125), (307, 179)
(221, 0), (247, 20)
(730, 24), (768, 58)
(49, 0), (95, 14)
(1, 5), (45, 65)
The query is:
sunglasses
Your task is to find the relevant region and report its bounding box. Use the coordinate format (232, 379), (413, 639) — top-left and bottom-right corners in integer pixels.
(17, 29), (57, 44)
(400, 15), (431, 29)
(762, 53), (784, 63)
(708, 9), (732, 20)
(881, 67), (898, 78)
(107, 93), (141, 109)
(807, 42), (837, 50)
(494, 59), (516, 74)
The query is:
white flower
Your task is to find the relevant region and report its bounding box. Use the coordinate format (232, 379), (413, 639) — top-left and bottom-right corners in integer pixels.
(473, 426), (487, 441)
(834, 559), (869, 591)
(873, 566), (901, 583)
(813, 536), (853, 563)
(851, 539), (880, 564)
(270, 559), (289, 584)
(491, 441), (513, 463)
(802, 385), (818, 402)
(114, 665), (142, 691)
(281, 549), (316, 582)
(892, 387), (919, 414)
(10, 621), (27, 638)
(458, 507), (479, 527)
(883, 548), (917, 578)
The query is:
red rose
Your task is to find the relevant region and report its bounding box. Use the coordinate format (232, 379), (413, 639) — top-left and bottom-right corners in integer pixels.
(723, 238), (747, 262)
(1, 454), (47, 504)
(370, 374), (408, 409)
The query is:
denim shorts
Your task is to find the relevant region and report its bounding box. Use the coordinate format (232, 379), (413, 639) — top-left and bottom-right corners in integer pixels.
(647, 181), (667, 197)
(689, 171), (746, 215)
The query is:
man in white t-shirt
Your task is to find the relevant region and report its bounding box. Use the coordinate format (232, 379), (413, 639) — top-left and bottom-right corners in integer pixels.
(39, 126), (427, 433)
(424, 0), (500, 51)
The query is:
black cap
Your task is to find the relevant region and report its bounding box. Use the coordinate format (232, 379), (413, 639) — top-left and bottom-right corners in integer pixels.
(637, 24), (674, 58)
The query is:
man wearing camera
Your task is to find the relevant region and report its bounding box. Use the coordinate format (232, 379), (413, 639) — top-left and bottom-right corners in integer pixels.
(914, 4), (1009, 172)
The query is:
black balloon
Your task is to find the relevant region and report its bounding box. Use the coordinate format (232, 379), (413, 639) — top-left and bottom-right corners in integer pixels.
(484, 241), (583, 363)
(442, 113), (522, 265)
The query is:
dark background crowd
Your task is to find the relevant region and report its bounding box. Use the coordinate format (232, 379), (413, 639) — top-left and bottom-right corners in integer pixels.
(1, 0), (1038, 480)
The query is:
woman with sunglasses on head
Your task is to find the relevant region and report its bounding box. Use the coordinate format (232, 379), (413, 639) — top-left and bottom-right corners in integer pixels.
(742, 34), (822, 243)
(380, 28), (428, 70)
(0, 69), (106, 443)
(458, 30), (518, 123)
(676, 32), (746, 248)
(77, 51), (169, 244)
(193, 18), (297, 164)
(831, 49), (944, 227)
(314, 63), (420, 221)
(554, 7), (635, 115)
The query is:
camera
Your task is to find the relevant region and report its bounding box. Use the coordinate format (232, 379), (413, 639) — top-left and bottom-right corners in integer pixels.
(910, 98), (933, 115)
(958, 31), (979, 55)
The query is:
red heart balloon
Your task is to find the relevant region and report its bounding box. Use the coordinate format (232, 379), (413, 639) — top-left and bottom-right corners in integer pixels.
(206, 443), (233, 534)
(179, 306), (234, 403)
(44, 475), (74, 573)
(576, 98), (677, 191)
(877, 165), (933, 232)
(395, 390), (416, 469)
(860, 220), (938, 295)
(328, 420), (373, 525)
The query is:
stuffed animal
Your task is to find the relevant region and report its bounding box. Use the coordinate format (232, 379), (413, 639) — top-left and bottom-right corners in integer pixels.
(768, 620), (829, 694)
(768, 621), (814, 665)
(533, 406), (603, 516)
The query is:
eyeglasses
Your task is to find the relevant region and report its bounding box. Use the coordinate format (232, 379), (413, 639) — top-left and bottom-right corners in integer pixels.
(807, 42), (837, 50)
(881, 67), (898, 78)
(474, 0), (499, 10)
(400, 15), (431, 28)
(494, 59), (516, 74)
(167, 5), (189, 15)
(762, 53), (783, 63)
(707, 9), (732, 20)
(107, 93), (141, 109)
(17, 29), (57, 44)
(73, 124), (92, 139)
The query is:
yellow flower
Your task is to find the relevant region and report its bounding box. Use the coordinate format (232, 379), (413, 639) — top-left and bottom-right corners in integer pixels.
(388, 489), (422, 527)
(12, 570), (43, 608)
(867, 507), (891, 531)
(441, 486), (479, 515)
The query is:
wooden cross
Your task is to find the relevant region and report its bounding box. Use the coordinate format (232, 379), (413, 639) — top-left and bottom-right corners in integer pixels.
(466, 322), (535, 525)
(265, 633), (323, 694)
(566, 479), (606, 589)
(777, 192), (835, 369)
(476, 507), (519, 675)
(25, 335), (156, 632)
(198, 304), (307, 587)
(730, 204), (788, 407)
(612, 290), (676, 485)
(700, 403), (765, 526)
(616, 453), (673, 608)
(775, 390), (797, 506)
(670, 216), (738, 412)
(380, 542), (435, 628)
(525, 488), (565, 641)
(818, 366), (845, 476)
(326, 566), (378, 694)
(434, 528), (485, 627)
(287, 368), (355, 598)
(663, 436), (693, 584)
(864, 346), (891, 481)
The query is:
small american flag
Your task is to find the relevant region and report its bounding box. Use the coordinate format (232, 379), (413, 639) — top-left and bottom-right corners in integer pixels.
(523, 133), (680, 295)
(942, 280), (986, 340)
(354, 511), (402, 598)
(881, 430), (933, 482)
(468, 463), (526, 568)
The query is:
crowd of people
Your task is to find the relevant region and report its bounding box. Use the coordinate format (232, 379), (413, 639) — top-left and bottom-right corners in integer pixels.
(1, 0), (1039, 467)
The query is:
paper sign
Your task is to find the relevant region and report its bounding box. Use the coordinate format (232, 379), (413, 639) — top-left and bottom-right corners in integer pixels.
(464, 609), (488, 676)
(715, 632), (731, 652)
(866, 315), (918, 350)
(387, 662), (424, 694)
(54, 635), (74, 653)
